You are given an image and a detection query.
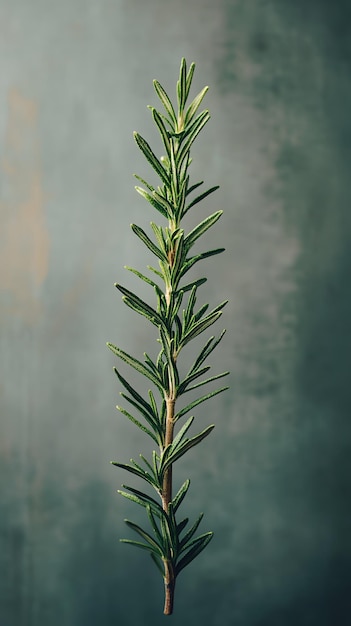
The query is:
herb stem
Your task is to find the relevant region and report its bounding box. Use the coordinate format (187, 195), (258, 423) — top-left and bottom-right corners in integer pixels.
(163, 555), (176, 615)
(162, 396), (176, 614)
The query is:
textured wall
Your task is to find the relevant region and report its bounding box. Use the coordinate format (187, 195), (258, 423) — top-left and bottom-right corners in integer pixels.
(1, 1), (350, 625)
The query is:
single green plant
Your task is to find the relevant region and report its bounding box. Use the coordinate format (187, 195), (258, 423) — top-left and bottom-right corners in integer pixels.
(107, 58), (228, 615)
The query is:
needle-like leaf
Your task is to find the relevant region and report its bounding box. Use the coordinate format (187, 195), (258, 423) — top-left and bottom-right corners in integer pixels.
(172, 479), (191, 512)
(131, 223), (168, 262)
(184, 185), (220, 215)
(184, 86), (209, 125)
(135, 186), (169, 218)
(116, 283), (163, 327)
(175, 387), (229, 421)
(119, 485), (164, 517)
(153, 79), (177, 124)
(112, 460), (158, 488)
(107, 343), (163, 392)
(160, 424), (215, 473)
(184, 211), (223, 251)
(189, 329), (227, 373)
(184, 370), (230, 393)
(151, 107), (171, 156)
(123, 519), (164, 556)
(115, 405), (160, 444)
(176, 532), (213, 575)
(134, 132), (169, 186)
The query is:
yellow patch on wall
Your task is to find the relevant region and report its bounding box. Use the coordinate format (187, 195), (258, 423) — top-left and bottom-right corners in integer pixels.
(0, 88), (49, 325)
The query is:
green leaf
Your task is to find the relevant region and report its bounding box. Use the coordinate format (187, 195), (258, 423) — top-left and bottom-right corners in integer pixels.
(185, 86), (209, 125)
(170, 234), (185, 286)
(143, 352), (163, 381)
(177, 57), (187, 114)
(147, 264), (164, 279)
(131, 223), (167, 262)
(139, 453), (157, 477)
(123, 518), (163, 555)
(176, 110), (210, 168)
(172, 416), (194, 449)
(170, 226), (184, 244)
(184, 211), (223, 251)
(124, 266), (159, 290)
(193, 303), (209, 323)
(174, 314), (182, 349)
(107, 343), (164, 392)
(177, 366), (211, 395)
(159, 326), (178, 394)
(134, 174), (155, 192)
(186, 180), (204, 196)
(148, 390), (159, 422)
(153, 79), (177, 125)
(168, 289), (184, 327)
(135, 186), (168, 218)
(115, 405), (159, 444)
(180, 311), (223, 347)
(146, 505), (165, 548)
(177, 517), (189, 535)
(180, 248), (225, 277)
(179, 277), (207, 293)
(150, 222), (168, 256)
(185, 61), (196, 100)
(175, 387), (228, 420)
(134, 132), (169, 186)
(119, 485), (164, 517)
(155, 286), (167, 317)
(159, 399), (167, 429)
(172, 478), (190, 512)
(178, 512), (204, 549)
(183, 284), (197, 330)
(177, 172), (188, 216)
(180, 530), (214, 554)
(151, 107), (171, 156)
(182, 108), (210, 142)
(114, 366), (154, 409)
(121, 295), (158, 326)
(120, 538), (160, 556)
(207, 299), (228, 316)
(152, 190), (175, 218)
(119, 394), (162, 439)
(166, 502), (179, 555)
(130, 458), (160, 489)
(160, 513), (173, 560)
(158, 259), (172, 287)
(152, 449), (160, 481)
(184, 185), (220, 215)
(185, 370), (229, 393)
(161, 424), (215, 472)
(158, 442), (177, 480)
(112, 460), (158, 488)
(116, 283), (162, 327)
(176, 532), (213, 574)
(189, 329), (227, 373)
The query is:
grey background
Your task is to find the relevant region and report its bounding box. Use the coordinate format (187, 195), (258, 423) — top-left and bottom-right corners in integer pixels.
(1, 1), (351, 625)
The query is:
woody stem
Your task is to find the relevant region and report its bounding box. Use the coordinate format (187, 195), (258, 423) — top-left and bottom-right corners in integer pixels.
(162, 397), (176, 615)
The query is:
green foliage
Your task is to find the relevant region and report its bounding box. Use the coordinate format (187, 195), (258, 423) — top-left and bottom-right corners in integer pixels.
(107, 58), (228, 615)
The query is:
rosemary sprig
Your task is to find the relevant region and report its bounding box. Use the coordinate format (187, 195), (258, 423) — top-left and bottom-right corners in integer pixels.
(107, 58), (228, 615)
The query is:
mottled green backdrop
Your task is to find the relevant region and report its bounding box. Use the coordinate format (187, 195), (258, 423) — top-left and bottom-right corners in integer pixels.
(1, 1), (350, 625)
